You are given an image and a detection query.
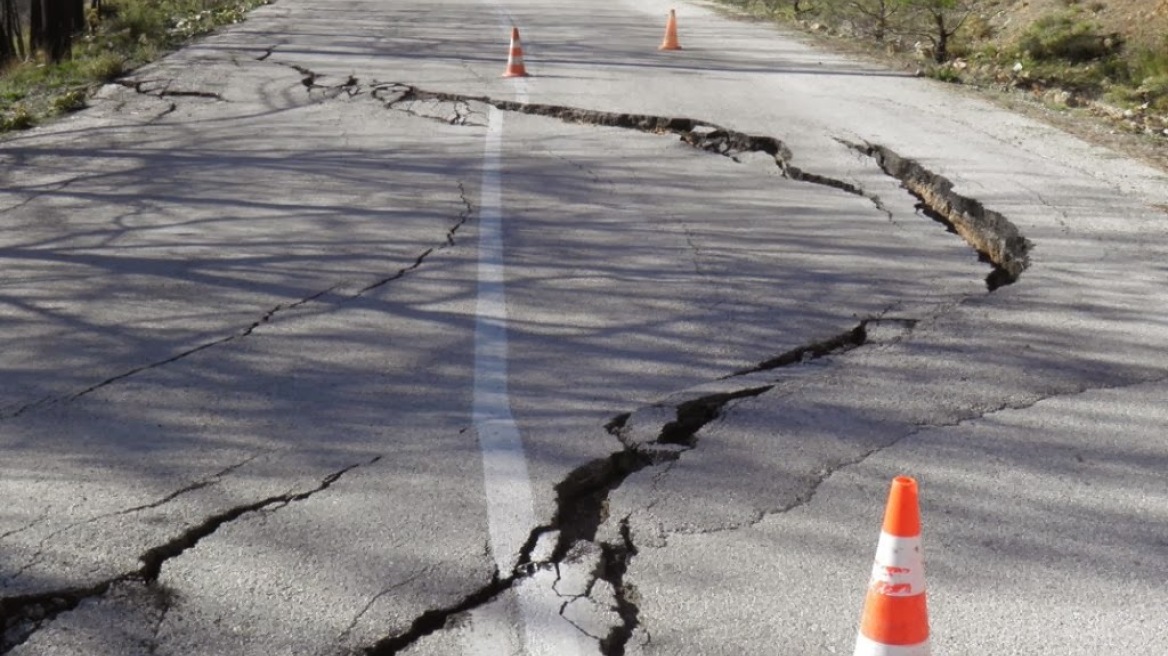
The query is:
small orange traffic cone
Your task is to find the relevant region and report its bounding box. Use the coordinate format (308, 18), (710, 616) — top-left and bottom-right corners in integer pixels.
(502, 27), (529, 78)
(659, 9), (682, 51)
(854, 476), (931, 656)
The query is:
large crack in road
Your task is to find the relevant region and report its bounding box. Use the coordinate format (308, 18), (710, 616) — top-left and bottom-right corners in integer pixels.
(354, 316), (923, 653)
(359, 80), (1032, 291)
(3, 62), (1038, 654)
(360, 385), (773, 655)
(327, 75), (1034, 652)
(0, 457), (380, 653)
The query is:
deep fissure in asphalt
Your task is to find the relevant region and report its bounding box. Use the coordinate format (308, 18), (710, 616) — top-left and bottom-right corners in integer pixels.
(2, 67), (1037, 653)
(361, 384), (774, 654)
(0, 458), (378, 654)
(369, 81), (1032, 290)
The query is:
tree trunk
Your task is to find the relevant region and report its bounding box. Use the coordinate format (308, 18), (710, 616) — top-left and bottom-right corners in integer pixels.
(933, 12), (949, 63)
(71, 0), (85, 38)
(0, 0), (16, 67)
(43, 0), (75, 62)
(30, 0), (43, 54)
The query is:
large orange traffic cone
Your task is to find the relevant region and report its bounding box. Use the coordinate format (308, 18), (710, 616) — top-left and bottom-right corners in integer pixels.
(502, 27), (529, 78)
(659, 9), (682, 50)
(854, 476), (931, 656)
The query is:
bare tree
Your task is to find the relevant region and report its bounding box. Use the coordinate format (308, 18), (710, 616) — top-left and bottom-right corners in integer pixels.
(0, 0), (24, 66)
(30, 0), (83, 62)
(847, 0), (900, 41)
(899, 0), (974, 62)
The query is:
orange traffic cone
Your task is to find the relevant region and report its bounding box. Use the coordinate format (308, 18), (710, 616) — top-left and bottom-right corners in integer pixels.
(502, 27), (529, 78)
(659, 9), (682, 51)
(854, 476), (931, 656)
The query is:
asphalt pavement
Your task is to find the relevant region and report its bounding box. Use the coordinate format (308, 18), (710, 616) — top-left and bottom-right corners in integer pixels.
(2, 0), (1167, 654)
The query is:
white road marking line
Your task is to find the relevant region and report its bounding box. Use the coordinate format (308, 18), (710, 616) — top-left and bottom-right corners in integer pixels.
(467, 107), (587, 656)
(473, 106), (535, 576)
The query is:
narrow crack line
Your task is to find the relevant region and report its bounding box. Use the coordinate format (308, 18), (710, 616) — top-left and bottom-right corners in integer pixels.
(149, 102), (178, 123)
(361, 569), (515, 655)
(255, 44), (277, 61)
(336, 569), (430, 646)
(112, 452), (267, 517)
(284, 63), (318, 88)
(42, 284), (344, 410)
(0, 453), (267, 585)
(115, 79), (227, 102)
(0, 457), (379, 654)
(721, 371), (1168, 537)
(560, 604), (606, 642)
(1018, 182), (1072, 234)
(139, 455), (379, 581)
(727, 321), (869, 378)
(354, 183), (474, 296)
(451, 181), (473, 246)
(145, 585), (175, 656)
(4, 180), (473, 423)
(0, 178), (78, 217)
(283, 66), (362, 99)
(726, 314), (920, 378)
(923, 370), (1168, 432)
(157, 90), (225, 100)
(0, 514), (52, 542)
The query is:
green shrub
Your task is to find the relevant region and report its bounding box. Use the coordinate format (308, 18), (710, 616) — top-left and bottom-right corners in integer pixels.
(52, 89), (88, 113)
(1127, 41), (1168, 82)
(1, 105), (35, 131)
(929, 66), (963, 84)
(1017, 11), (1120, 63)
(115, 0), (167, 40)
(81, 53), (125, 82)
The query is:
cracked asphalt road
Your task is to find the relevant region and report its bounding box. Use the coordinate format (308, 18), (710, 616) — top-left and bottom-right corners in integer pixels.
(2, 0), (1168, 653)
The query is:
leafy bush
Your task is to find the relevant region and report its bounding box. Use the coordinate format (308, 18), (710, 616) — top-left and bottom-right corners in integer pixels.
(81, 53), (126, 82)
(929, 65), (963, 83)
(0, 104), (34, 130)
(1017, 11), (1120, 63)
(52, 89), (88, 113)
(1127, 39), (1168, 82)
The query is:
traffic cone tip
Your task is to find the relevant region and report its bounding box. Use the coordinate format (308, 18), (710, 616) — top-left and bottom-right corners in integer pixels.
(881, 476), (920, 538)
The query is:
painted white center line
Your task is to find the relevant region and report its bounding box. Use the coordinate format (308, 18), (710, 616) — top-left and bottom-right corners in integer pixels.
(473, 106), (535, 576)
(468, 107), (588, 656)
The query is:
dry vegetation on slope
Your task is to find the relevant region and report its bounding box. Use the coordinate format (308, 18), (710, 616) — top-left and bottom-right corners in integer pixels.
(719, 0), (1168, 159)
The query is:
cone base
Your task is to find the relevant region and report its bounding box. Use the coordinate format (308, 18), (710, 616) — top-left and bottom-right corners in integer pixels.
(659, 44), (682, 51)
(502, 71), (529, 78)
(854, 631), (930, 656)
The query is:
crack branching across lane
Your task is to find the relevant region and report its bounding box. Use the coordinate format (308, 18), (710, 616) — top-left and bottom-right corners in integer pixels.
(3, 65), (1039, 652)
(0, 457), (380, 654)
(361, 385), (774, 656)
(0, 181), (475, 422)
(361, 80), (1032, 291)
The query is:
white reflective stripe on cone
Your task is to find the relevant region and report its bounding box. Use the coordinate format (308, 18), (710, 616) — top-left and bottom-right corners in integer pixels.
(854, 631), (932, 656)
(870, 533), (926, 596)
